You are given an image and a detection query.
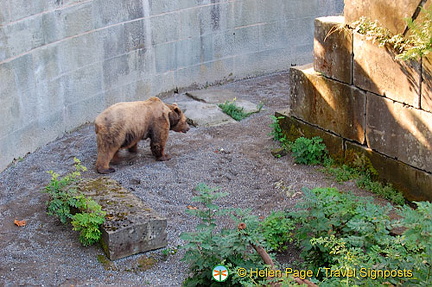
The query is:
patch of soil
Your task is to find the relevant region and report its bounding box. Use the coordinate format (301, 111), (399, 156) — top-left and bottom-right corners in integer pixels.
(0, 72), (384, 286)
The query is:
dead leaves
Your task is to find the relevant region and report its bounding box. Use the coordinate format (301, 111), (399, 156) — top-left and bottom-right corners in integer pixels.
(14, 219), (26, 227)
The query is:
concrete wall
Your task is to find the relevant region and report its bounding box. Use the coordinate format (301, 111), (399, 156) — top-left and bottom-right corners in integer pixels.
(0, 0), (344, 172)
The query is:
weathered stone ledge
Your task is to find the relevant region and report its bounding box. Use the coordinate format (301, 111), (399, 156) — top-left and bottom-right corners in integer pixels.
(78, 177), (167, 260)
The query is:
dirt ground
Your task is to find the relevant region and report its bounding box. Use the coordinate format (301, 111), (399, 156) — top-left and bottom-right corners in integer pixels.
(0, 72), (373, 286)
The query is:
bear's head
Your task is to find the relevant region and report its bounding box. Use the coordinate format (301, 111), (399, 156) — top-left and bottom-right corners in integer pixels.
(168, 104), (190, 133)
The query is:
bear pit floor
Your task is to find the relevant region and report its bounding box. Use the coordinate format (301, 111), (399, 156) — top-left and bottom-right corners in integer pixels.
(0, 71), (374, 286)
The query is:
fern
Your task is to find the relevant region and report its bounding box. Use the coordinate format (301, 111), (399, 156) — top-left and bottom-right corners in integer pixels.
(289, 188), (432, 285)
(352, 8), (432, 61)
(44, 158), (106, 246)
(398, 7), (432, 60)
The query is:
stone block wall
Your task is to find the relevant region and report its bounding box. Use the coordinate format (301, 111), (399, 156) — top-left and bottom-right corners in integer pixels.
(284, 13), (432, 201)
(0, 0), (344, 172)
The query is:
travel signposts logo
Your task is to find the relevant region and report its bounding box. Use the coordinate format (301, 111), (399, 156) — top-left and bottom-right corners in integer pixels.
(213, 265), (229, 282)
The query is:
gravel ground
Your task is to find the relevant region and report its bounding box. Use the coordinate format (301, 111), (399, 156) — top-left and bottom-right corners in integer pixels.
(0, 72), (368, 286)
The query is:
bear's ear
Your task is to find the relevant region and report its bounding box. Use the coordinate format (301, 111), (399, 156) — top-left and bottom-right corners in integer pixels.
(168, 107), (180, 126)
(172, 104), (181, 114)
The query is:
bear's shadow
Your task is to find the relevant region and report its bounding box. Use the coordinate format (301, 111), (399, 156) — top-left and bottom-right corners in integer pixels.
(111, 149), (153, 166)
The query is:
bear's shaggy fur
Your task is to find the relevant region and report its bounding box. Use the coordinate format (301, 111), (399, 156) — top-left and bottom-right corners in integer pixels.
(94, 97), (190, 174)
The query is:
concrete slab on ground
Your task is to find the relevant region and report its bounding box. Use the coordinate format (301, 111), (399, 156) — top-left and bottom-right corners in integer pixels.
(165, 89), (261, 127)
(178, 99), (237, 127)
(185, 89), (239, 104)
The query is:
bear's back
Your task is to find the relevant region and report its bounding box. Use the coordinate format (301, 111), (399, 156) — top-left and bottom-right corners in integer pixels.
(95, 97), (170, 129)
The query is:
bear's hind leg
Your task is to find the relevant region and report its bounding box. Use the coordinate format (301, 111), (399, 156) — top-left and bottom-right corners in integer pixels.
(111, 150), (122, 164)
(128, 143), (138, 153)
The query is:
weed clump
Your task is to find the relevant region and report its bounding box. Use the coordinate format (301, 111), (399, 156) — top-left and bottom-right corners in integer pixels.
(269, 116), (406, 205)
(218, 99), (262, 121)
(43, 158), (105, 246)
(352, 7), (432, 61)
(291, 136), (327, 165)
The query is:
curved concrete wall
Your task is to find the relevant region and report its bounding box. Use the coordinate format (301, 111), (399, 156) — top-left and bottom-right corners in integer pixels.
(0, 0), (343, 172)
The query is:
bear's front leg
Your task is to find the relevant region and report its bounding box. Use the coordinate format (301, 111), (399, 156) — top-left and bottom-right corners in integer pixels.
(151, 141), (171, 161)
(150, 128), (171, 161)
(96, 148), (117, 174)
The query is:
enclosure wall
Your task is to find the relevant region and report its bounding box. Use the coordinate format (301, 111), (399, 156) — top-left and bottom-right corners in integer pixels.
(0, 0), (343, 171)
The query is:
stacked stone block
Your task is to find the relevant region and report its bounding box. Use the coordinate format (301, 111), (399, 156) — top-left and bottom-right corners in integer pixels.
(283, 12), (432, 201)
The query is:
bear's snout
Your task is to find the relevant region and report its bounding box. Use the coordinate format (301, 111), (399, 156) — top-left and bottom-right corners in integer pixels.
(181, 124), (190, 133)
(173, 122), (190, 133)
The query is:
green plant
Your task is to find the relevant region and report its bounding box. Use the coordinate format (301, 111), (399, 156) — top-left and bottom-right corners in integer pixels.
(44, 158), (106, 246)
(353, 9), (432, 61)
(70, 197), (106, 246)
(287, 187), (431, 286)
(322, 164), (360, 183)
(382, 201), (432, 285)
(260, 211), (295, 252)
(161, 246), (178, 258)
(398, 7), (432, 60)
(268, 115), (292, 154)
(290, 188), (393, 269)
(322, 152), (405, 205)
(356, 175), (406, 205)
(218, 99), (262, 121)
(290, 137), (327, 165)
(268, 115), (284, 141)
(270, 120), (405, 204)
(180, 183), (270, 286)
(353, 17), (408, 54)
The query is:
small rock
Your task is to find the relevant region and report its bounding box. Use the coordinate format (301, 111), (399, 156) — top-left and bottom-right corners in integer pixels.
(271, 147), (288, 158)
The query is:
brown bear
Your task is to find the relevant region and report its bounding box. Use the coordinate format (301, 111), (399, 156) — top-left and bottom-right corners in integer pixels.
(94, 97), (190, 174)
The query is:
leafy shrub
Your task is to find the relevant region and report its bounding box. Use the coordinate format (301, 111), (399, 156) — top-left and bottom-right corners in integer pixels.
(288, 187), (432, 286)
(70, 197), (106, 246)
(383, 201), (432, 284)
(291, 137), (327, 165)
(44, 158), (106, 246)
(289, 187), (392, 271)
(180, 183), (268, 286)
(260, 211), (295, 252)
